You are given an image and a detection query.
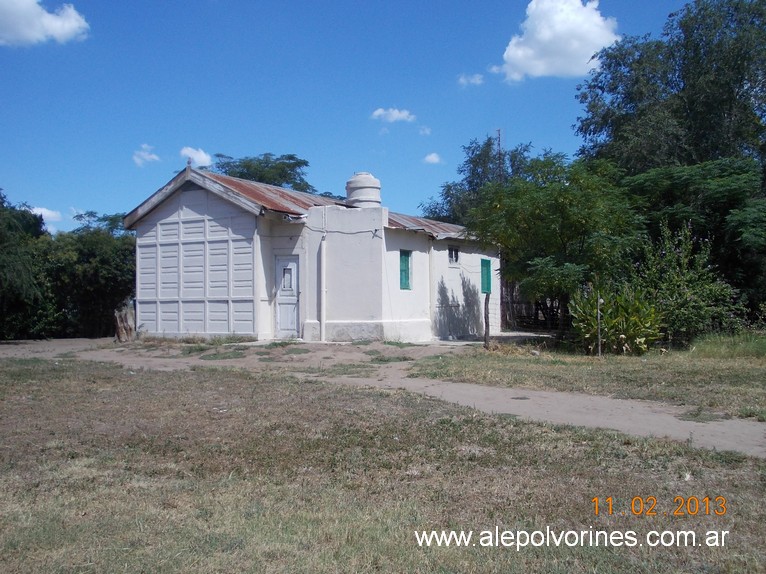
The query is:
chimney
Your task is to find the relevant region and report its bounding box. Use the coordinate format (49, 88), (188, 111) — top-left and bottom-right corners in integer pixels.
(345, 172), (381, 208)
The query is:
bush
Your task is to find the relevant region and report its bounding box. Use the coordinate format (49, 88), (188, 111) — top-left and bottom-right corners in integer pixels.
(570, 284), (663, 355)
(633, 223), (744, 346)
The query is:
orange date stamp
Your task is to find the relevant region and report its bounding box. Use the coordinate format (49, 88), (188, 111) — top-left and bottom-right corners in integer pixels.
(592, 496), (727, 517)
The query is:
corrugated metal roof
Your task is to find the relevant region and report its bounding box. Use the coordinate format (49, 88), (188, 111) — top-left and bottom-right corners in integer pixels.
(204, 172), (343, 214)
(204, 170), (467, 239)
(386, 212), (466, 239)
(125, 167), (469, 239)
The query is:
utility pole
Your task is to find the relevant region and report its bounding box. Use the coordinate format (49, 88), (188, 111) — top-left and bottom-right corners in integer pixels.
(496, 128), (503, 183)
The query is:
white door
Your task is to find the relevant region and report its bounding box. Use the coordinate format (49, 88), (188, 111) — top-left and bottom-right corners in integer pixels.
(276, 256), (299, 338)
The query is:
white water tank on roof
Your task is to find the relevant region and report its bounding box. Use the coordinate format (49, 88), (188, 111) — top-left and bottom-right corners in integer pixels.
(346, 172), (381, 208)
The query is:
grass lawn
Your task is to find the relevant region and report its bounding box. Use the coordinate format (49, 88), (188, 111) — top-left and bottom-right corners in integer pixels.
(409, 338), (766, 422)
(0, 356), (763, 573)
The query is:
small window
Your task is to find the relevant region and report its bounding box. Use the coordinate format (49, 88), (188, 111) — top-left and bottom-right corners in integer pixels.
(281, 267), (293, 290)
(448, 245), (459, 265)
(481, 259), (492, 294)
(400, 250), (411, 290)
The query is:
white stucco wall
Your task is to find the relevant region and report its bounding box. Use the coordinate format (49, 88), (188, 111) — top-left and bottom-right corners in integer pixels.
(303, 205), (387, 341)
(253, 217), (304, 340)
(381, 229), (433, 341)
(134, 185), (258, 338)
(132, 181), (501, 343)
(429, 241), (501, 340)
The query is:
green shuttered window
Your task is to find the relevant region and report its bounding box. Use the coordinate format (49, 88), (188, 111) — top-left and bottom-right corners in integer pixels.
(481, 259), (491, 294)
(400, 250), (411, 290)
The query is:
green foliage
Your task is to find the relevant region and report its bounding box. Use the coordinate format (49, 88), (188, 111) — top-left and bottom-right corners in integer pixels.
(691, 331), (766, 359)
(519, 257), (587, 303)
(420, 137), (531, 224)
(725, 196), (766, 309)
(0, 195), (135, 339)
(576, 0), (766, 315)
(576, 36), (684, 173)
(43, 225), (136, 338)
(73, 211), (134, 236)
(570, 284), (663, 355)
(467, 153), (643, 328)
(576, 0), (766, 172)
(634, 223), (744, 346)
(623, 158), (766, 310)
(210, 152), (318, 194)
(0, 193), (48, 339)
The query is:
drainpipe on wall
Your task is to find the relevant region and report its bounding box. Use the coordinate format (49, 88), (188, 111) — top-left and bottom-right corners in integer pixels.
(320, 234), (327, 342)
(428, 238), (435, 334)
(319, 209), (327, 342)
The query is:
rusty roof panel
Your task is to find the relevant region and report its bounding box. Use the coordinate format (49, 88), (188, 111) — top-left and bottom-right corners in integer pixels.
(205, 172), (342, 214)
(386, 212), (466, 239)
(202, 170), (467, 238)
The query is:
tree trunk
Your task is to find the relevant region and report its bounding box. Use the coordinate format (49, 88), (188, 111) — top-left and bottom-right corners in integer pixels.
(114, 298), (136, 343)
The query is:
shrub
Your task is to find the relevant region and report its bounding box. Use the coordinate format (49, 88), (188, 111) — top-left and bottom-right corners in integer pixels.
(570, 284), (663, 355)
(633, 223), (744, 346)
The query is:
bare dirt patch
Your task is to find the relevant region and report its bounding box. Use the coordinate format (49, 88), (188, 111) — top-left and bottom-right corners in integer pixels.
(0, 337), (468, 374)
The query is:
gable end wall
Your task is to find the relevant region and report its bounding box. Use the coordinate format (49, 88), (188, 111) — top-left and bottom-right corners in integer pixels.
(134, 185), (257, 337)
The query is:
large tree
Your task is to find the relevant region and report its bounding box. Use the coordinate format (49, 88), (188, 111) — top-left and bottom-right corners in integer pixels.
(420, 136), (531, 224)
(576, 0), (766, 176)
(0, 192), (46, 338)
(622, 158), (764, 300)
(0, 202), (136, 340)
(49, 212), (136, 338)
(467, 153), (642, 330)
(210, 153), (318, 194)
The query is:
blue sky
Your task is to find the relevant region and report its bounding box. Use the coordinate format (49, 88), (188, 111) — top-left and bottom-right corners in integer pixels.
(1, 0), (687, 232)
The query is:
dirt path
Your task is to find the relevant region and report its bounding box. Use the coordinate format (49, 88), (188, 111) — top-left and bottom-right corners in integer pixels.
(337, 363), (766, 458)
(2, 338), (764, 458)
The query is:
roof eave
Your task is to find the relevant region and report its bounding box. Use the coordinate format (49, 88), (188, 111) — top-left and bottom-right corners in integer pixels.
(123, 168), (264, 229)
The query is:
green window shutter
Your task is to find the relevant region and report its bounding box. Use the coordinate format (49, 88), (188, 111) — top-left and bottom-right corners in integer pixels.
(400, 250), (411, 290)
(481, 259), (491, 294)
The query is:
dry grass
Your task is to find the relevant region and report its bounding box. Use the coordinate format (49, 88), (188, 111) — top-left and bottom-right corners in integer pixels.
(0, 357), (764, 573)
(409, 345), (766, 421)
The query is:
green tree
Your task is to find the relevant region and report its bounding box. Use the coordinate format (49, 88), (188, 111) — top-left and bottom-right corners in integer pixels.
(0, 192), (47, 339)
(0, 195), (136, 339)
(24, 213), (136, 339)
(210, 153), (318, 194)
(55, 213), (136, 338)
(633, 223), (744, 345)
(467, 154), (642, 330)
(726, 198), (766, 307)
(420, 137), (531, 224)
(576, 0), (766, 175)
(623, 157), (766, 309)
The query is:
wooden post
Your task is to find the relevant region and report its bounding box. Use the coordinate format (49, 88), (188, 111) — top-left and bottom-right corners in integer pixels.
(484, 292), (490, 350)
(114, 297), (136, 343)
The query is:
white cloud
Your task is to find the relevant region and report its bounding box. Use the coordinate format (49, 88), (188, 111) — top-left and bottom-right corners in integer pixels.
(492, 0), (619, 82)
(419, 126), (432, 136)
(180, 146), (212, 167)
(28, 206), (61, 233)
(458, 73), (484, 86)
(0, 0), (89, 46)
(132, 144), (160, 167)
(423, 153), (443, 165)
(30, 206), (62, 221)
(370, 107), (416, 123)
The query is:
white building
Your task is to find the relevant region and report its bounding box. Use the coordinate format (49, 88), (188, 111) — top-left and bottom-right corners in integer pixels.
(123, 166), (501, 342)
